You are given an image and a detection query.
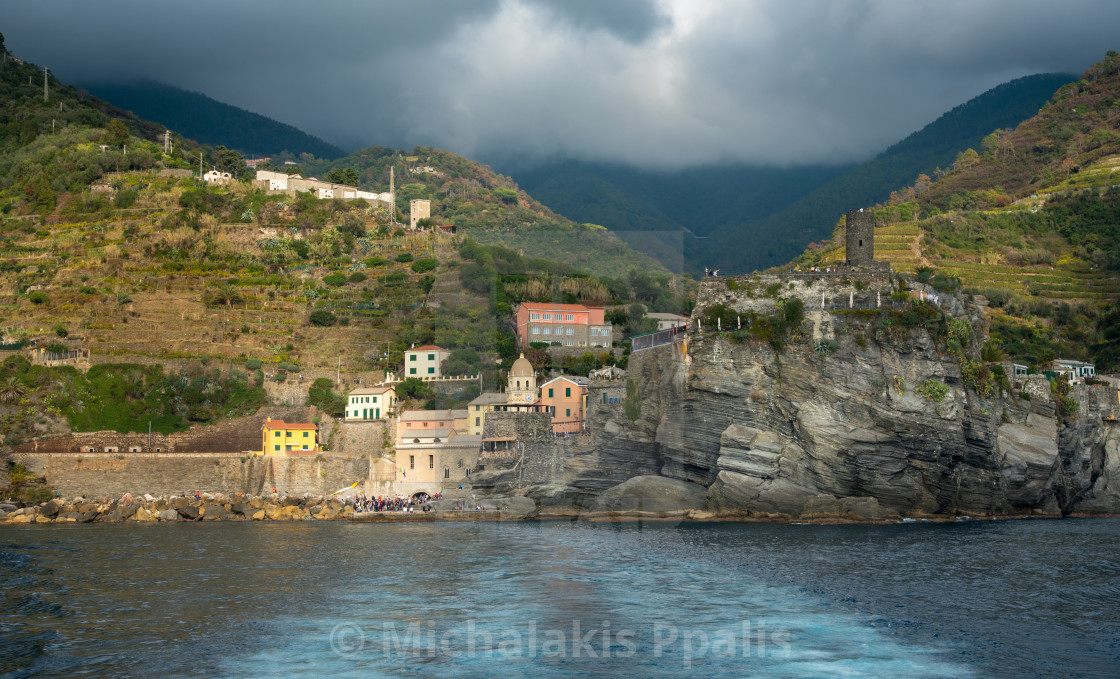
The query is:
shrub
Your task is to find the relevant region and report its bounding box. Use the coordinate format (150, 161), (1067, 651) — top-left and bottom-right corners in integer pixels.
(348, 272), (367, 284)
(395, 253), (414, 263)
(916, 378), (949, 402)
(814, 339), (839, 355)
(322, 272), (348, 287)
(27, 291), (48, 305)
(245, 357), (262, 370)
(54, 324), (68, 338)
(309, 310), (337, 326)
(411, 257), (438, 273)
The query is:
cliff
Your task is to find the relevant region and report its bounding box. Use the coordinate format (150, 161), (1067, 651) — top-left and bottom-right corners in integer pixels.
(486, 286), (1120, 521)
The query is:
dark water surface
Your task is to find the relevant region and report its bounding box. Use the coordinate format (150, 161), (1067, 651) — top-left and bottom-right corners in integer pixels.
(1, 518), (1117, 677)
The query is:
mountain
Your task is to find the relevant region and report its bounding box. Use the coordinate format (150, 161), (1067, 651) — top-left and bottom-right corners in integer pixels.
(84, 81), (345, 159)
(514, 72), (1075, 275)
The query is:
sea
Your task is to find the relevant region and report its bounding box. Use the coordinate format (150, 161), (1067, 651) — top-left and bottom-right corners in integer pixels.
(1, 517), (1117, 678)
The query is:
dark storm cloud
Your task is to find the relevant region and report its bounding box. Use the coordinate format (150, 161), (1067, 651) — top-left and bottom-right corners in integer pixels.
(2, 1), (1119, 168)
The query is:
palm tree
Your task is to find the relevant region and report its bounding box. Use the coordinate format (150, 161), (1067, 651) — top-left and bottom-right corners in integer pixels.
(0, 375), (26, 404)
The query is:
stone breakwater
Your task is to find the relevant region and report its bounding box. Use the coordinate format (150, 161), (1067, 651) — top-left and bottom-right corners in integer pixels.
(0, 493), (542, 524)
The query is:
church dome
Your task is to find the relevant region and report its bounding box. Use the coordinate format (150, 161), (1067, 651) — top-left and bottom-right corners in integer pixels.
(510, 353), (535, 376)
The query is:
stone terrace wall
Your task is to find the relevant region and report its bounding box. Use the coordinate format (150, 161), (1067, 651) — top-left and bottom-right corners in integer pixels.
(12, 406), (315, 455)
(11, 451), (371, 498)
(482, 412), (554, 441)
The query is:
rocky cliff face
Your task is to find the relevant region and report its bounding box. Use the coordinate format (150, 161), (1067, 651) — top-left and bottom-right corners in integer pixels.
(513, 306), (1120, 521)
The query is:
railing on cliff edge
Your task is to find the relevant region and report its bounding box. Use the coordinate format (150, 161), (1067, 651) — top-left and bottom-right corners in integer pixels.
(630, 325), (687, 353)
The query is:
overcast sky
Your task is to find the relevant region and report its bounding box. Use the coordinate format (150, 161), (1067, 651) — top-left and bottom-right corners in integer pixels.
(3, 0), (1119, 169)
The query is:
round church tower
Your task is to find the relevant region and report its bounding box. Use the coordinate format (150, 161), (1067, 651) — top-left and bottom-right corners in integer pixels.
(845, 209), (875, 266)
(507, 353), (538, 404)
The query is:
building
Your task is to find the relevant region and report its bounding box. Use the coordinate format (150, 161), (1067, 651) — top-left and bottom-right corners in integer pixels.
(395, 409), (475, 496)
(345, 386), (396, 421)
(404, 345), (451, 378)
(397, 409), (469, 445)
(203, 170), (232, 185)
(515, 303), (612, 348)
(410, 199), (431, 229)
(253, 170), (390, 205)
(644, 312), (689, 331)
(506, 353), (538, 405)
(244, 157), (271, 169)
(467, 392), (508, 436)
(539, 375), (589, 434)
(261, 418), (318, 454)
(845, 209), (875, 266)
(1051, 359), (1096, 383)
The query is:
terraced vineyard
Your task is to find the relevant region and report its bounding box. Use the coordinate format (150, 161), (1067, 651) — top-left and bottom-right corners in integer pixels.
(0, 172), (457, 372)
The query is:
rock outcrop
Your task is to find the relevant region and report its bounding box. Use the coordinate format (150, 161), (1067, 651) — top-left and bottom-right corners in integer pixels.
(504, 299), (1120, 522)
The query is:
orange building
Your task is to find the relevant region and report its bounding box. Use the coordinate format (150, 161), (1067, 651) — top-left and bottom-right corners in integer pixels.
(539, 375), (589, 434)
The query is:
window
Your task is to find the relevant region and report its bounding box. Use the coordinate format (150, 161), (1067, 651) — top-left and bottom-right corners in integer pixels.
(274, 444), (280, 451)
(543, 328), (551, 335)
(429, 455), (434, 469)
(475, 417), (480, 426)
(566, 408), (571, 416)
(410, 367), (417, 375)
(565, 314), (574, 321)
(274, 431), (281, 437)
(373, 396), (378, 403)
(566, 328), (573, 335)
(565, 340), (573, 346)
(466, 468), (471, 476)
(410, 354), (417, 361)
(565, 387), (571, 397)
(427, 353), (435, 360)
(531, 327), (540, 335)
(427, 367), (435, 374)
(531, 312), (540, 320)
(286, 431), (292, 437)
(548, 388), (554, 398)
(543, 313), (551, 320)
(444, 468), (450, 479)
(410, 455), (415, 470)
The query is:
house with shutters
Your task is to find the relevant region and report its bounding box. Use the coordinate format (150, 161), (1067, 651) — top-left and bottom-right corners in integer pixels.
(404, 345), (451, 378)
(260, 418), (318, 454)
(345, 386), (396, 421)
(539, 375), (590, 434)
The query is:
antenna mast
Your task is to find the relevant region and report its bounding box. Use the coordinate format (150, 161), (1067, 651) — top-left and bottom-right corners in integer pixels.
(43, 67), (48, 102)
(389, 166), (396, 225)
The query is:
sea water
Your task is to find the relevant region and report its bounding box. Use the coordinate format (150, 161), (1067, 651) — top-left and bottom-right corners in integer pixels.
(1, 518), (1117, 677)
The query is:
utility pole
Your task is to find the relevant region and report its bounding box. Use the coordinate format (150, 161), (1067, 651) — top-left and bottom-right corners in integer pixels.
(43, 66), (48, 102)
(389, 166), (395, 225)
(163, 130), (171, 154)
(337, 356), (342, 386)
(148, 421), (152, 452)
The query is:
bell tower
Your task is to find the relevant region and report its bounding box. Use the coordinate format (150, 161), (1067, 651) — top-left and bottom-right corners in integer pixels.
(845, 209), (875, 266)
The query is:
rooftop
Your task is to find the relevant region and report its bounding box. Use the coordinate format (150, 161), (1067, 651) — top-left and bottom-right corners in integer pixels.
(469, 392), (508, 406)
(407, 345), (446, 352)
(520, 303), (604, 311)
(399, 409), (469, 421)
(348, 386), (394, 395)
(263, 420), (316, 430)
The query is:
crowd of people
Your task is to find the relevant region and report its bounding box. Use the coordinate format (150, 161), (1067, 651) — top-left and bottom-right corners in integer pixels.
(345, 493), (441, 513)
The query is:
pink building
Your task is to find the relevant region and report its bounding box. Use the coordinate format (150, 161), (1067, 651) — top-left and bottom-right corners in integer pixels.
(515, 303), (612, 348)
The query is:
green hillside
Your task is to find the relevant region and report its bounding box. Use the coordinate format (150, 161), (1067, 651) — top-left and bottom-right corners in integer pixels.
(85, 81), (345, 159)
(796, 53), (1120, 371)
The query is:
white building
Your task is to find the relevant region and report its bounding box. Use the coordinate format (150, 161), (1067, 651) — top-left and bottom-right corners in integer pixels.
(203, 170), (232, 185)
(346, 386), (396, 421)
(1052, 359), (1096, 383)
(644, 312), (689, 331)
(404, 345), (451, 378)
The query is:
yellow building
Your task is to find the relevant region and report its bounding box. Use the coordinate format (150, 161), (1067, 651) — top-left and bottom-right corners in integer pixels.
(467, 392), (508, 436)
(261, 418), (318, 454)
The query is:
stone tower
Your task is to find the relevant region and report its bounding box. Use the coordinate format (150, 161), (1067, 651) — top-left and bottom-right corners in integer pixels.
(845, 210), (875, 266)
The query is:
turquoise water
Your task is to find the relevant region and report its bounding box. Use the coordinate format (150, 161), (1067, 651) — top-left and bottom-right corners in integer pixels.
(1, 518), (1117, 677)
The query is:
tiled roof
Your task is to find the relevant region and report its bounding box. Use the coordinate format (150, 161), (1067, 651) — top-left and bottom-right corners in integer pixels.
(408, 345), (446, 352)
(264, 420), (317, 430)
(348, 386), (394, 395)
(520, 303), (603, 311)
